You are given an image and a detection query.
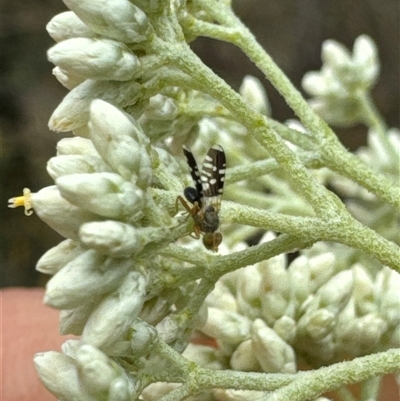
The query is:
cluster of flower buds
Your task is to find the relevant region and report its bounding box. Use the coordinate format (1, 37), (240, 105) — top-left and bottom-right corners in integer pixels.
(326, 125), (400, 248)
(194, 233), (400, 373)
(35, 343), (140, 401)
(6, 1), (204, 398)
(302, 35), (379, 126)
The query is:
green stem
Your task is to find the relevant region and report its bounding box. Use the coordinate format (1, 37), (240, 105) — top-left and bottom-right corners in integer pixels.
(223, 202), (323, 235)
(196, 368), (298, 391)
(224, 202), (400, 270)
(162, 235), (314, 284)
(211, 234), (314, 277)
(322, 141), (400, 211)
(154, 349), (398, 400)
(269, 120), (317, 151)
(261, 349), (400, 401)
(227, 152), (322, 184)
(357, 92), (394, 155)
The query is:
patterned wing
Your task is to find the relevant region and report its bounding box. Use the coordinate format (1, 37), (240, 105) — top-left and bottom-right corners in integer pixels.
(201, 145), (226, 212)
(182, 145), (203, 201)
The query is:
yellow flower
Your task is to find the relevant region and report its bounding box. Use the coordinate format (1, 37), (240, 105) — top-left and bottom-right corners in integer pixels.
(8, 188), (33, 216)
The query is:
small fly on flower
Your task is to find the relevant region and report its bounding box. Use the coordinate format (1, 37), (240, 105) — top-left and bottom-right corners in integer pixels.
(177, 145), (226, 252)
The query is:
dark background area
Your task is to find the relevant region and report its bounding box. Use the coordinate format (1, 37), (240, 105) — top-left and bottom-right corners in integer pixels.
(1, 0), (399, 287)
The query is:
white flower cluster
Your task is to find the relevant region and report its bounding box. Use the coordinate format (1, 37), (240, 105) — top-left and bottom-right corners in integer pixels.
(6, 0), (399, 399)
(329, 127), (400, 251)
(302, 35), (379, 126)
(15, 2), (281, 399)
(190, 234), (400, 375)
(35, 343), (140, 400)
(10, 1), (215, 399)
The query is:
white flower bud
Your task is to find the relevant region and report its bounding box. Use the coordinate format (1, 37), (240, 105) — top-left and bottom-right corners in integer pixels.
(76, 345), (120, 396)
(316, 270), (353, 314)
(63, 0), (152, 43)
(202, 307), (251, 345)
(375, 267), (400, 327)
(89, 100), (152, 189)
(82, 271), (147, 350)
(130, 319), (158, 356)
(307, 252), (336, 291)
(206, 281), (238, 313)
(34, 351), (97, 401)
(356, 314), (387, 350)
(52, 66), (85, 89)
(388, 128), (400, 156)
(152, 147), (182, 181)
(155, 316), (180, 344)
(183, 343), (223, 370)
(339, 311), (387, 355)
(47, 154), (110, 179)
(80, 221), (167, 257)
(49, 79), (141, 132)
(230, 339), (260, 371)
(251, 319), (296, 373)
(273, 316), (297, 343)
(47, 11), (93, 42)
(261, 292), (289, 326)
(353, 35), (379, 86)
(322, 40), (352, 73)
(48, 38), (140, 81)
(297, 308), (335, 341)
(335, 298), (356, 342)
(352, 263), (375, 315)
(61, 338), (81, 358)
(236, 265), (262, 319)
(286, 255), (311, 306)
(302, 35), (381, 126)
(359, 129), (396, 170)
(44, 249), (132, 309)
(259, 254), (290, 298)
(239, 75), (270, 115)
(36, 239), (83, 275)
(59, 297), (100, 335)
(56, 173), (145, 222)
(317, 334), (336, 362)
(140, 296), (171, 326)
(144, 95), (178, 120)
(108, 376), (135, 401)
(302, 69), (336, 97)
(31, 186), (99, 240)
(91, 99), (148, 144)
(56, 136), (99, 157)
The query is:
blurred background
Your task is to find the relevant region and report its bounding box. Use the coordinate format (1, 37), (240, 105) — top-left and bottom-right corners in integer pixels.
(1, 0), (399, 288)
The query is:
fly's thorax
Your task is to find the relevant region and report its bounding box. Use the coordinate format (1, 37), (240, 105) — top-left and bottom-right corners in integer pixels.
(194, 205), (220, 233)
